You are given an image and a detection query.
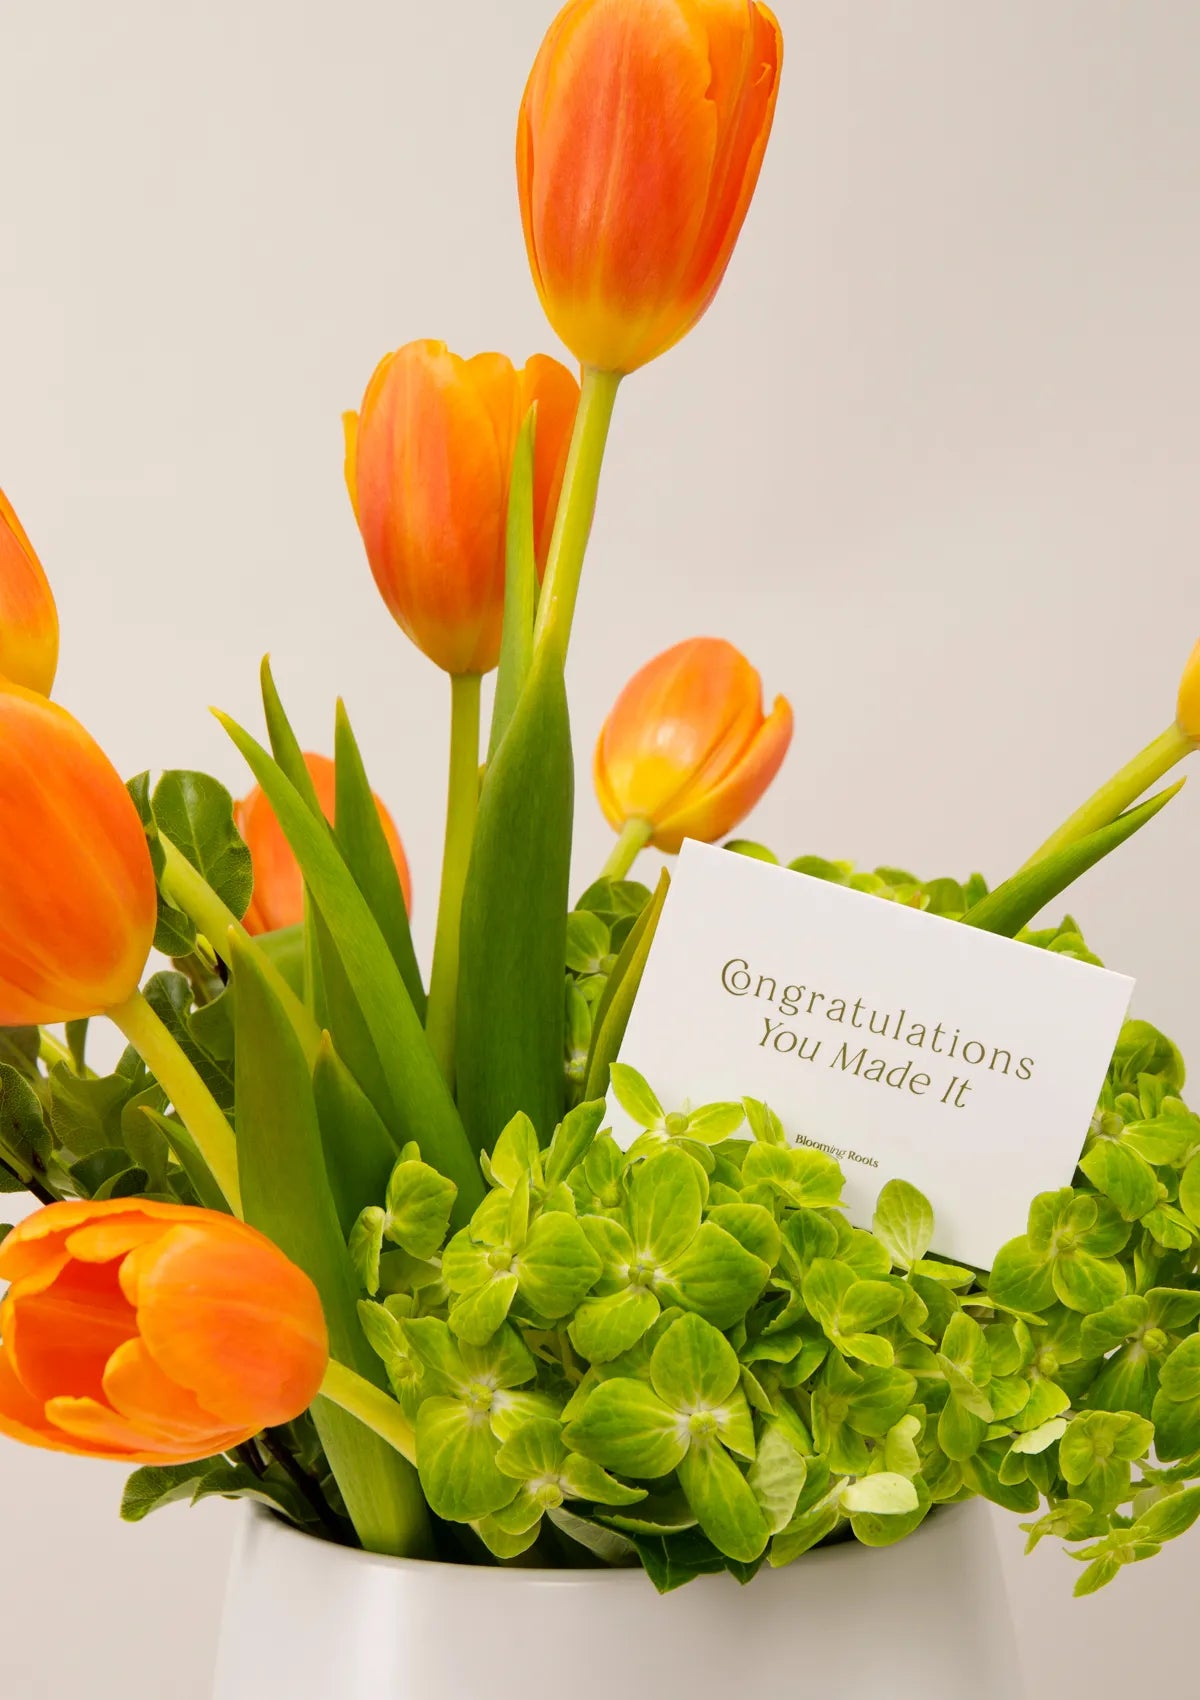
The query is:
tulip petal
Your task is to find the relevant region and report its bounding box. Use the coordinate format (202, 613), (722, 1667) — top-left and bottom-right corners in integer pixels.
(43, 1396), (211, 1463)
(0, 1352), (76, 1453)
(657, 691), (793, 849)
(676, 1), (783, 333)
(342, 410), (361, 526)
(520, 0), (717, 372)
(0, 685), (156, 1024)
(354, 341), (509, 676)
(103, 1337), (240, 1447)
(5, 1257), (138, 1403)
(518, 356), (582, 574)
(594, 638), (764, 831)
(128, 1223), (328, 1428)
(0, 1198), (213, 1283)
(0, 487), (59, 697)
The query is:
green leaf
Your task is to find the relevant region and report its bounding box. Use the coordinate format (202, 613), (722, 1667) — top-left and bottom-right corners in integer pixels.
(583, 869), (670, 1101)
(517, 1212), (602, 1319)
(628, 1146), (705, 1265)
(566, 910), (611, 976)
(570, 1287), (661, 1363)
(120, 1459), (317, 1529)
(311, 1035), (401, 1238)
(662, 1223), (770, 1330)
(742, 1143), (844, 1209)
(349, 1206), (386, 1296)
(547, 1505), (638, 1565)
(127, 772), (198, 956)
(144, 970), (234, 1112)
(217, 711), (480, 1219)
(1052, 1251), (1127, 1314)
(961, 782), (1184, 938)
(134, 1108), (222, 1213)
(1079, 1141), (1160, 1221)
(564, 1379), (690, 1478)
(120, 1460), (223, 1522)
(457, 641), (572, 1150)
(746, 1421), (808, 1534)
(630, 1527), (733, 1592)
(1160, 1334), (1200, 1403)
(230, 929), (428, 1558)
(0, 1063), (51, 1186)
(259, 657), (323, 813)
(1131, 1485), (1200, 1545)
(872, 1179), (935, 1270)
(677, 1443), (770, 1563)
(650, 1313), (741, 1411)
(545, 1099), (606, 1186)
(415, 1397), (517, 1521)
(840, 1473), (920, 1516)
(333, 700), (426, 1020)
(706, 1203), (781, 1268)
(684, 1102), (746, 1143)
(489, 406), (538, 761)
(608, 1063), (665, 1130)
(152, 770), (252, 922)
(988, 1237), (1056, 1314)
(384, 1159), (458, 1262)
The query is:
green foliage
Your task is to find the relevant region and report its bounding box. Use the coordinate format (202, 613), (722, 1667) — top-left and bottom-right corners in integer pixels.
(230, 930), (430, 1558)
(217, 712), (481, 1217)
(457, 642), (574, 1151)
(127, 769), (251, 956)
(345, 1002), (1200, 1592)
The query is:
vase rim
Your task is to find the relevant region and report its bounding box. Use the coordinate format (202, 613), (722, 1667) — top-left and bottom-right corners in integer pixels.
(244, 1497), (967, 1586)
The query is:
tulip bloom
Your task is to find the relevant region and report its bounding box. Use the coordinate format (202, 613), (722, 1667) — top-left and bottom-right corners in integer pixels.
(345, 341), (579, 676)
(237, 751), (412, 935)
(518, 0), (784, 374)
(1177, 638), (1200, 744)
(595, 637), (793, 855)
(0, 1200), (328, 1463)
(0, 683), (156, 1024)
(0, 488), (59, 696)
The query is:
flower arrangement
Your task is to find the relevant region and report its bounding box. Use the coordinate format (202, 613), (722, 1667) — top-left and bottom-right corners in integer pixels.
(2, 0), (1200, 1610)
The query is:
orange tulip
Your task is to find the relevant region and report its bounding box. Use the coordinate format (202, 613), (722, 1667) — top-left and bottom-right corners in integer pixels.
(0, 683), (156, 1023)
(1177, 638), (1200, 744)
(0, 1199), (328, 1463)
(595, 637), (793, 852)
(518, 0), (784, 374)
(237, 750), (412, 935)
(345, 341), (580, 675)
(0, 488), (59, 696)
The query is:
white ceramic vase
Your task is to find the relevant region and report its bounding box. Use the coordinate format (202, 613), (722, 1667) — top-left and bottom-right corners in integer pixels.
(213, 1500), (1025, 1700)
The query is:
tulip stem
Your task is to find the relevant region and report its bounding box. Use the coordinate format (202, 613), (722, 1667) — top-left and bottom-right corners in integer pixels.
(38, 1028), (78, 1074)
(108, 988), (242, 1216)
(320, 1360), (417, 1468)
(1018, 723), (1192, 872)
(532, 367), (621, 661)
(157, 833), (322, 1062)
(601, 817), (654, 883)
(426, 673), (482, 1088)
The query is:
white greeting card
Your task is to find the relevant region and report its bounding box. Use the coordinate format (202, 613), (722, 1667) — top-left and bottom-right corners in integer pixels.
(608, 841), (1135, 1268)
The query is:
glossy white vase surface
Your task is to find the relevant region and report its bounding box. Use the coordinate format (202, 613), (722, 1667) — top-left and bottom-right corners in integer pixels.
(213, 1499), (1025, 1699)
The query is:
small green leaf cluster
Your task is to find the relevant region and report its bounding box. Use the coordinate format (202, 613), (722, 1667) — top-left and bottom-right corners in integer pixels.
(0, 970), (235, 1211)
(351, 1016), (1200, 1592)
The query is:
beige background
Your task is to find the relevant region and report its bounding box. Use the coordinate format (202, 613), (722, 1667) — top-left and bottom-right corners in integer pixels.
(2, 0), (1199, 1693)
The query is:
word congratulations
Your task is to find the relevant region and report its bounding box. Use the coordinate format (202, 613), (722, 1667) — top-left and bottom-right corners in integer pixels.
(719, 958), (1036, 1083)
